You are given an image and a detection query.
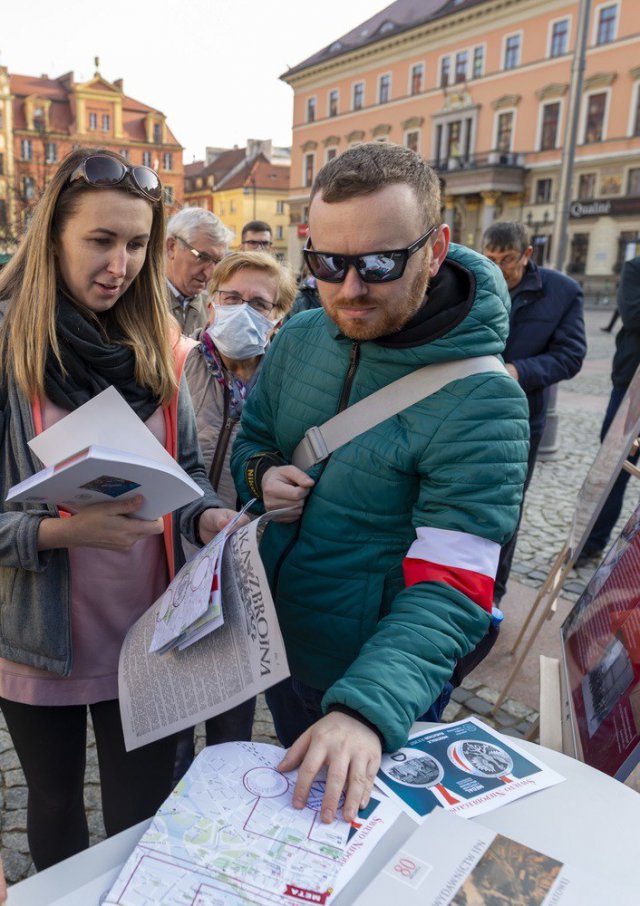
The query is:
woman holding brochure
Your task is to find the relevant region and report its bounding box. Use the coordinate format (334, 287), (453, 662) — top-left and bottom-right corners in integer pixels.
(0, 149), (243, 871)
(172, 251), (295, 777)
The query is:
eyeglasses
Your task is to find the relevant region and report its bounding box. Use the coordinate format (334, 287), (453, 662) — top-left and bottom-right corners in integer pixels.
(484, 250), (524, 269)
(243, 239), (273, 250)
(214, 289), (275, 315)
(303, 226), (437, 284)
(68, 154), (162, 201)
(176, 236), (223, 267)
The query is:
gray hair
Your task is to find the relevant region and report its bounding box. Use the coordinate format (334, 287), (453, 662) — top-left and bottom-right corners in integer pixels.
(167, 207), (234, 247)
(482, 221), (530, 253)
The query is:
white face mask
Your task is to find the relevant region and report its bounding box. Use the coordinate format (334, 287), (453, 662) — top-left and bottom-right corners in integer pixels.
(206, 303), (273, 359)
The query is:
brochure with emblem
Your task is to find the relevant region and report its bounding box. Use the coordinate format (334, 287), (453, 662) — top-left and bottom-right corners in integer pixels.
(353, 808), (632, 905)
(103, 741), (400, 906)
(375, 718), (564, 822)
(6, 443), (203, 521)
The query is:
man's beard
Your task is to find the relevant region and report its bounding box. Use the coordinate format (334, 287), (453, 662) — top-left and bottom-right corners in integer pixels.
(325, 252), (431, 341)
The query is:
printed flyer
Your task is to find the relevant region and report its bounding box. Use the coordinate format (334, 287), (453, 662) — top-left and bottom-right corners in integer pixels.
(375, 717), (564, 822)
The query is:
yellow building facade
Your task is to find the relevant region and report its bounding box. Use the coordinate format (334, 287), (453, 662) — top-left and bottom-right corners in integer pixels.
(282, 0), (640, 297)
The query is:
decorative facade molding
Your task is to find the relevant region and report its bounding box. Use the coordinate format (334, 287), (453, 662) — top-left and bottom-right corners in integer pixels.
(583, 72), (617, 91)
(371, 123), (392, 137)
(346, 129), (365, 143)
(535, 83), (569, 101)
(301, 140), (318, 152)
(491, 94), (521, 110)
(323, 134), (341, 147)
(401, 116), (424, 130)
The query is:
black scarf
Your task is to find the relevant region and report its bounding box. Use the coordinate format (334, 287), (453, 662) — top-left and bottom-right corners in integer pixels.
(44, 294), (160, 422)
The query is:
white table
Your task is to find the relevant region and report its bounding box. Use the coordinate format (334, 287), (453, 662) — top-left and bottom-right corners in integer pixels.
(9, 731), (640, 905)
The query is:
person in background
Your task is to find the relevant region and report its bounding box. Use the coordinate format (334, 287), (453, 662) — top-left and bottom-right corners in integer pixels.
(482, 221), (586, 604)
(283, 263), (322, 322)
(578, 253), (640, 563)
(166, 208), (233, 335)
(172, 251), (295, 779)
(240, 220), (273, 253)
(0, 149), (241, 871)
(231, 143), (529, 825)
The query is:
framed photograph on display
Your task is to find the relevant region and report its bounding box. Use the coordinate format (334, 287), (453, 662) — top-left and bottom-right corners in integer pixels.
(561, 501), (640, 780)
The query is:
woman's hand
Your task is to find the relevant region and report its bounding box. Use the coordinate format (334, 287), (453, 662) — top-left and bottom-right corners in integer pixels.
(37, 496), (164, 551)
(197, 508), (250, 545)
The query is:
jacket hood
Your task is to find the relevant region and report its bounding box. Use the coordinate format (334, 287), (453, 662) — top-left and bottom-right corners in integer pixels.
(323, 243), (511, 364)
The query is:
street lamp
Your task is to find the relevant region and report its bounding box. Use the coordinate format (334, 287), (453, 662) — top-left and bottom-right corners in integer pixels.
(243, 176), (257, 220)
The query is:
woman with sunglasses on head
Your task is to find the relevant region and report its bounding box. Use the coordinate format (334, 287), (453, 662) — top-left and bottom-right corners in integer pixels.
(172, 251), (296, 779)
(0, 149), (242, 871)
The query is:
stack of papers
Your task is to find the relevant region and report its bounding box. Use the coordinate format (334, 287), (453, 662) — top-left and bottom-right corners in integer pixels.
(149, 500), (254, 654)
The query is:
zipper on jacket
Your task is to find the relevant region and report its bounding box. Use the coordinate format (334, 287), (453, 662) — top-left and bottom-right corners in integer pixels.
(208, 387), (238, 492)
(271, 340), (361, 597)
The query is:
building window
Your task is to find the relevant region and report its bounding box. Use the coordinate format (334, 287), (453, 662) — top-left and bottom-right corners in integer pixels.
(304, 153), (314, 187)
(632, 87), (640, 136)
(535, 178), (552, 203)
(504, 34), (521, 70)
(455, 51), (468, 83)
(307, 97), (316, 123)
(102, 113), (110, 131)
(440, 56), (451, 88)
(153, 123), (162, 144)
(229, 200), (236, 214)
(143, 151), (152, 167)
(89, 112), (97, 130)
(496, 111), (514, 153)
(410, 63), (424, 95)
(33, 106), (45, 131)
(628, 168), (640, 196)
(120, 148), (130, 161)
(550, 18), (569, 57)
(276, 225), (284, 241)
(584, 92), (607, 142)
(540, 101), (560, 150)
(0, 110), (3, 129)
(405, 130), (419, 153)
(568, 233), (589, 274)
(353, 82), (364, 111)
(328, 89), (339, 117)
(0, 153), (3, 175)
(163, 186), (174, 205)
(596, 4), (617, 45)
(0, 200), (6, 226)
(379, 74), (391, 104)
(578, 173), (597, 199)
(472, 46), (484, 79)
(23, 176), (36, 200)
(20, 138), (33, 161)
(44, 141), (57, 164)
(163, 152), (173, 171)
(276, 200), (285, 214)
(326, 147), (337, 163)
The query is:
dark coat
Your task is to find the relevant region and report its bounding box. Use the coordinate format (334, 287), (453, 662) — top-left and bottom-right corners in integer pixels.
(612, 256), (640, 390)
(505, 260), (586, 433)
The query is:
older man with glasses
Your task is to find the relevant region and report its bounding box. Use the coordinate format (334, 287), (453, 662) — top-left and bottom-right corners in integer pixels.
(166, 208), (234, 335)
(231, 143), (529, 828)
(482, 221), (586, 604)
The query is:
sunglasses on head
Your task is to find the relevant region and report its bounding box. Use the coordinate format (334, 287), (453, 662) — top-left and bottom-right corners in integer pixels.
(68, 154), (162, 202)
(303, 225), (437, 284)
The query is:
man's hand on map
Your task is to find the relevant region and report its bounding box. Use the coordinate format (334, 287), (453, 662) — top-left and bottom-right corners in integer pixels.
(197, 508), (250, 545)
(278, 712), (382, 825)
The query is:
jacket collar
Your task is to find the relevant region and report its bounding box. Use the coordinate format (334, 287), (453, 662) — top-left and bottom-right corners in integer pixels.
(510, 259), (543, 303)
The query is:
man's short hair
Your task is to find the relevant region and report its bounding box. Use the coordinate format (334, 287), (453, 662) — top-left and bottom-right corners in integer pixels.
(210, 251), (296, 318)
(310, 142), (441, 229)
(241, 220), (272, 240)
(483, 221), (530, 253)
(167, 207), (234, 247)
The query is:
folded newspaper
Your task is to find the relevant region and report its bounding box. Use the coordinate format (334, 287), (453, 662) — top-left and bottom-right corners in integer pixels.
(118, 515), (290, 751)
(104, 741), (400, 906)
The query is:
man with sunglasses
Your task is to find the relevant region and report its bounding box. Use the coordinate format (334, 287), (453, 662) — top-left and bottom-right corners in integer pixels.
(482, 222), (586, 603)
(232, 143), (529, 828)
(166, 208), (234, 335)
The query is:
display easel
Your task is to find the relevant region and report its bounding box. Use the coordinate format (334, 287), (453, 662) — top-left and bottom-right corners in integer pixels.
(492, 366), (640, 714)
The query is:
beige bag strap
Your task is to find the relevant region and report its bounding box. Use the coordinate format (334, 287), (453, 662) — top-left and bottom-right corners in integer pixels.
(292, 355), (508, 471)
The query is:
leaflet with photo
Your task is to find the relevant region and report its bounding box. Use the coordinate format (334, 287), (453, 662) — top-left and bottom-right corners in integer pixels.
(375, 717), (564, 823)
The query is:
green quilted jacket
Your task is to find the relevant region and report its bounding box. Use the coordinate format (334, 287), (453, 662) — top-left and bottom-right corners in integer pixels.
(231, 244), (529, 750)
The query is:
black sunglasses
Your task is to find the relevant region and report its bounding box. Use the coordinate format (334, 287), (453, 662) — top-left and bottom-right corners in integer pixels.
(303, 226), (437, 284)
(68, 154), (162, 202)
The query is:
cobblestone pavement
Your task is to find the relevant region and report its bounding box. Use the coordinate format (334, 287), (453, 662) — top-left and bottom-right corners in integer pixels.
(0, 309), (631, 885)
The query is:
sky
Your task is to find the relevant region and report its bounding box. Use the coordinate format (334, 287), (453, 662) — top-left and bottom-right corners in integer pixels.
(3, 0), (389, 163)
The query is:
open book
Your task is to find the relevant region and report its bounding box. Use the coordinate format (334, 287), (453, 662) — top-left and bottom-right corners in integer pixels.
(6, 444), (203, 520)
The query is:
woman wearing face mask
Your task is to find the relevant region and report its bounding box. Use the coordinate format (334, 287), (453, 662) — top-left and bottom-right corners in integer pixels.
(0, 149), (243, 871)
(175, 251), (295, 770)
